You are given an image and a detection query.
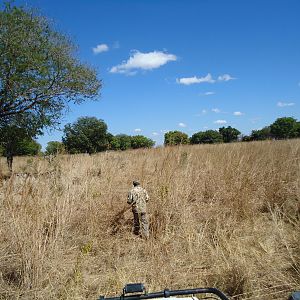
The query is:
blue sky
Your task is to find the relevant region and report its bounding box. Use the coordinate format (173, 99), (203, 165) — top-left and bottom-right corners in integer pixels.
(12, 0), (300, 147)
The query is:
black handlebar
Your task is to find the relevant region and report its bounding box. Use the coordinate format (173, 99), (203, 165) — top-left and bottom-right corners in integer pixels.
(98, 287), (230, 300)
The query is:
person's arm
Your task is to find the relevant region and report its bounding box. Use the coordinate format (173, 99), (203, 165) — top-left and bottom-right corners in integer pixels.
(127, 191), (133, 204)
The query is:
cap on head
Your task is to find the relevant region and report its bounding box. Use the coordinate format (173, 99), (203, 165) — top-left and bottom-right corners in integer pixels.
(133, 180), (140, 186)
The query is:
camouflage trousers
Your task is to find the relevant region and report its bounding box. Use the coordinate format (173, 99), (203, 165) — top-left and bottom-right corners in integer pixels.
(132, 209), (149, 239)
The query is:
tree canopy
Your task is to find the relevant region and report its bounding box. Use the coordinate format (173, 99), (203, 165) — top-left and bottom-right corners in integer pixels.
(164, 131), (189, 146)
(0, 3), (101, 124)
(45, 141), (65, 155)
(190, 130), (223, 144)
(62, 117), (109, 154)
(270, 117), (298, 139)
(219, 126), (241, 143)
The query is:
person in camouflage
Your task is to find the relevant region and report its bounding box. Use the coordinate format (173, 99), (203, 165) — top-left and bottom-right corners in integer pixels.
(127, 180), (150, 239)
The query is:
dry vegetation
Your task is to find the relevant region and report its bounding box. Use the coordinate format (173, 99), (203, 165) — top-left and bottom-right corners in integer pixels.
(0, 140), (299, 299)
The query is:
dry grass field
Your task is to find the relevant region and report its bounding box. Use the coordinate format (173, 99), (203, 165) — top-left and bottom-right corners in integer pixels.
(0, 140), (299, 299)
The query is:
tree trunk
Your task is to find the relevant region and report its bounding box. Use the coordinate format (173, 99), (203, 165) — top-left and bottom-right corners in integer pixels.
(6, 154), (13, 173)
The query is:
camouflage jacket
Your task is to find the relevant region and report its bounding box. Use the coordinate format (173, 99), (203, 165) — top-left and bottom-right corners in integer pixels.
(127, 186), (150, 213)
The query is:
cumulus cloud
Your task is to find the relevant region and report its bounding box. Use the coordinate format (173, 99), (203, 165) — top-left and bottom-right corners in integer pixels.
(233, 111), (244, 116)
(134, 128), (142, 132)
(178, 122), (187, 127)
(277, 101), (295, 107)
(202, 109), (207, 114)
(218, 74), (236, 81)
(212, 108), (221, 113)
(176, 73), (215, 85)
(110, 50), (177, 74)
(92, 44), (109, 54)
(214, 120), (227, 124)
(152, 132), (159, 136)
(204, 91), (215, 95)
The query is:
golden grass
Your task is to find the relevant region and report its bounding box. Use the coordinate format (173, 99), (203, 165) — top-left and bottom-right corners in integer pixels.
(0, 140), (299, 299)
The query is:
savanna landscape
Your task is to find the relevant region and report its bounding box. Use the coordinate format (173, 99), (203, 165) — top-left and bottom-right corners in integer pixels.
(1, 140), (299, 299)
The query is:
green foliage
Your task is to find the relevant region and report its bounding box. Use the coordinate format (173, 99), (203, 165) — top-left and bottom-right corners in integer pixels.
(131, 135), (155, 149)
(219, 126), (241, 143)
(190, 130), (223, 144)
(241, 135), (252, 142)
(270, 117), (298, 139)
(112, 134), (132, 151)
(0, 3), (101, 123)
(45, 141), (65, 155)
(15, 138), (41, 156)
(62, 117), (109, 154)
(251, 126), (272, 141)
(164, 131), (189, 146)
(0, 123), (41, 156)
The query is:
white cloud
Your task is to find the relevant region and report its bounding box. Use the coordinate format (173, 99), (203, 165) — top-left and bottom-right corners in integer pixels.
(277, 101), (295, 107)
(212, 108), (221, 113)
(110, 50), (177, 74)
(134, 128), (142, 132)
(177, 73), (215, 85)
(178, 122), (187, 127)
(202, 109), (207, 114)
(92, 44), (109, 54)
(204, 91), (215, 95)
(214, 120), (227, 124)
(218, 74), (236, 81)
(233, 111), (244, 116)
(152, 132), (159, 136)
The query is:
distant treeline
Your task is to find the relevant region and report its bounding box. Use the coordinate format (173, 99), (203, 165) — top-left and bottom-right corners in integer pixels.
(1, 116), (300, 157)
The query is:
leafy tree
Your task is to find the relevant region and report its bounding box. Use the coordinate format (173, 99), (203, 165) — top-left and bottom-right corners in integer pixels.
(131, 135), (155, 149)
(295, 122), (300, 137)
(0, 3), (101, 168)
(45, 141), (65, 155)
(219, 126), (241, 143)
(62, 117), (109, 154)
(0, 114), (43, 171)
(164, 131), (189, 146)
(15, 138), (41, 156)
(270, 117), (298, 139)
(251, 126), (272, 141)
(113, 134), (132, 151)
(190, 130), (223, 144)
(0, 3), (100, 121)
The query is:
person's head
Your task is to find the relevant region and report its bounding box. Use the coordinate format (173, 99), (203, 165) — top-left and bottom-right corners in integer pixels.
(133, 180), (140, 187)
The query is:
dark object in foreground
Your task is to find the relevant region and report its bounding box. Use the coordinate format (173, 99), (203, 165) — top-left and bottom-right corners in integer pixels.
(98, 283), (300, 300)
(98, 283), (229, 300)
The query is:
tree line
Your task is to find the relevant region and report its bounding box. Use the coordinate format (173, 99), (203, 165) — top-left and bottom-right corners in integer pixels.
(0, 3), (300, 171)
(164, 116), (300, 146)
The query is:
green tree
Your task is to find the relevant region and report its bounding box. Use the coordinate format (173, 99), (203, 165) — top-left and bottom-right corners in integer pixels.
(113, 134), (132, 151)
(219, 126), (241, 143)
(0, 3), (100, 121)
(190, 130), (223, 144)
(0, 3), (101, 169)
(164, 131), (189, 146)
(251, 126), (272, 141)
(62, 117), (109, 154)
(131, 135), (155, 149)
(295, 122), (300, 137)
(0, 114), (43, 171)
(270, 117), (298, 139)
(45, 141), (65, 155)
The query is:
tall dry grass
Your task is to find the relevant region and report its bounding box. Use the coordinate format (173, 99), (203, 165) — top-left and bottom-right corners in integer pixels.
(0, 140), (299, 299)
